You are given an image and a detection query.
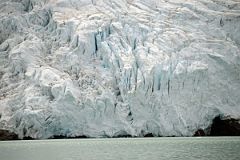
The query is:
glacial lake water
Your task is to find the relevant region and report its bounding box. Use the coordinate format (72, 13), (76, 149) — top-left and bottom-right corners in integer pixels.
(0, 137), (240, 160)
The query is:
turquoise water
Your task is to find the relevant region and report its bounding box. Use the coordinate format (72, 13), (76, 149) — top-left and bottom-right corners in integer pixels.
(0, 137), (240, 160)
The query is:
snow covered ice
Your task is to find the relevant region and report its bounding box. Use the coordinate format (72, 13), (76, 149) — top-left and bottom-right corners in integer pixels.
(0, 0), (240, 139)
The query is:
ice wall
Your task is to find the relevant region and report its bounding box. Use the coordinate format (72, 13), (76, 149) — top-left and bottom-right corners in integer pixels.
(0, 0), (240, 138)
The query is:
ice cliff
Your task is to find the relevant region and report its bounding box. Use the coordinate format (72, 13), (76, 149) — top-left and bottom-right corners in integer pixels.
(0, 0), (240, 139)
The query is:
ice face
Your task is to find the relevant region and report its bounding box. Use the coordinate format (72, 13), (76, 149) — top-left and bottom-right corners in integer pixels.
(0, 0), (240, 139)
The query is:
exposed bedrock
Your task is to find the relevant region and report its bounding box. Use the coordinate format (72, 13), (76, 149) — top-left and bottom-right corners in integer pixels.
(0, 129), (18, 140)
(194, 115), (240, 136)
(209, 116), (240, 136)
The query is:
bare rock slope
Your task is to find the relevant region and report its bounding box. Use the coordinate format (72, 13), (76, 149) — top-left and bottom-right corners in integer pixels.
(0, 0), (240, 139)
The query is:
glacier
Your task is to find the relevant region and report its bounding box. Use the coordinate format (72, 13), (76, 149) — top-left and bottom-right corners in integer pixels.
(0, 0), (240, 139)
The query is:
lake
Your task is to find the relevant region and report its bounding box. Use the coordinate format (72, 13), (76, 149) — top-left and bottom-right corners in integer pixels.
(0, 137), (240, 160)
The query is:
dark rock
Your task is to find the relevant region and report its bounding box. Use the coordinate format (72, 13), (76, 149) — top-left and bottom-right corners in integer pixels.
(112, 130), (132, 138)
(144, 133), (154, 137)
(112, 134), (132, 138)
(23, 136), (34, 140)
(193, 129), (206, 136)
(209, 116), (240, 136)
(49, 135), (88, 139)
(0, 129), (19, 140)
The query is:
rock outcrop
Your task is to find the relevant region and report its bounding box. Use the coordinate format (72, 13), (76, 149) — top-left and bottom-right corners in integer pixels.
(0, 129), (18, 140)
(209, 116), (240, 136)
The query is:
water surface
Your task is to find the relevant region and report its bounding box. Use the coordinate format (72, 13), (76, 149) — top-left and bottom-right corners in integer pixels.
(0, 137), (240, 160)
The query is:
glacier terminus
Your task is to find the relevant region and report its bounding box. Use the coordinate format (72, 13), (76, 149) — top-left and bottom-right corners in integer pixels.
(0, 0), (240, 139)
